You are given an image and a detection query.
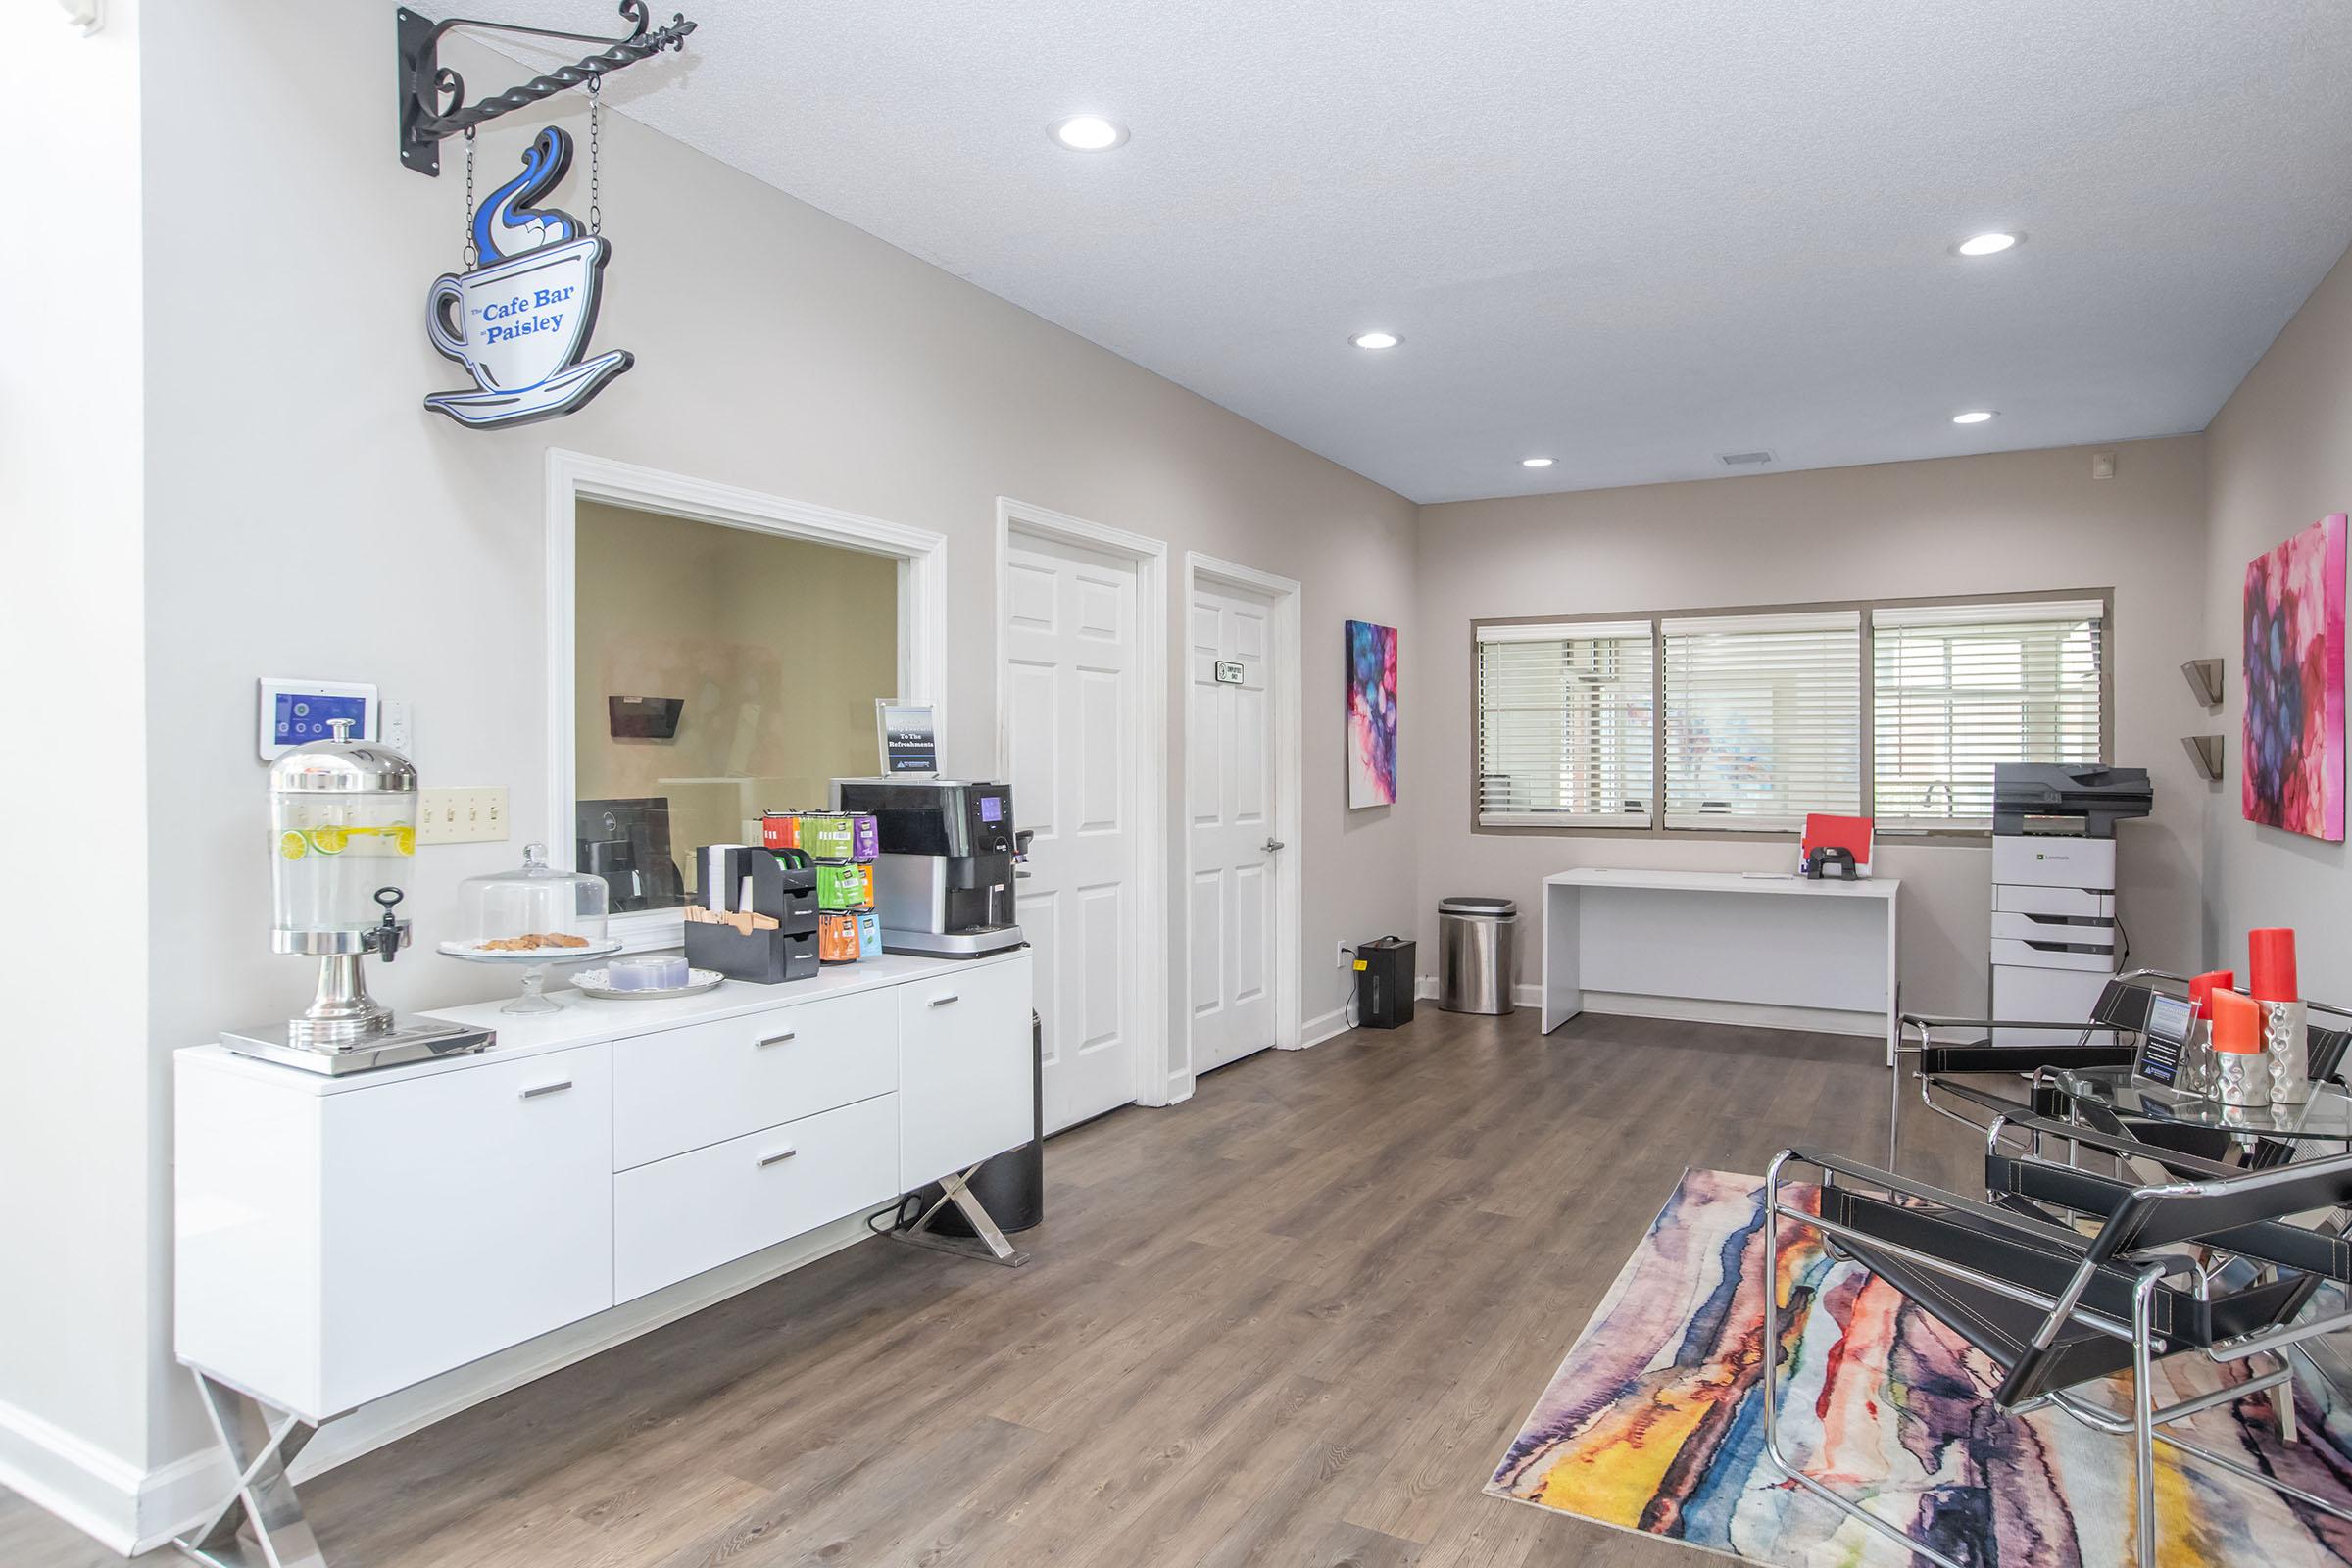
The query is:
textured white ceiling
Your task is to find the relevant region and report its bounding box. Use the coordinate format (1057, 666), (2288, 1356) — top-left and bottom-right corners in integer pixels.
(482, 1), (2352, 502)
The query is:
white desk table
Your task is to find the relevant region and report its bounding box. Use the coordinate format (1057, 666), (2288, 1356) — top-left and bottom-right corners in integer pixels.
(1540, 869), (1900, 1061)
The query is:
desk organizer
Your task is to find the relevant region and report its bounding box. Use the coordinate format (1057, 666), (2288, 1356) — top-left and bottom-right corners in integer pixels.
(683, 846), (819, 984)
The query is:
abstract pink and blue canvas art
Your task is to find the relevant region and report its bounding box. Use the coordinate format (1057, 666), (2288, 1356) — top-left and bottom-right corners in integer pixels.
(2244, 513), (2346, 842)
(1347, 619), (1397, 808)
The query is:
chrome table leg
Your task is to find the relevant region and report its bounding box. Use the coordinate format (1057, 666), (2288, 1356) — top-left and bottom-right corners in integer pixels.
(891, 1164), (1030, 1268)
(175, 1372), (325, 1568)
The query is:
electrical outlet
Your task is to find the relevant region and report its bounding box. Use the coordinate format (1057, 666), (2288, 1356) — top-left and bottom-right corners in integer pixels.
(1337, 940), (1354, 967)
(416, 787), (509, 845)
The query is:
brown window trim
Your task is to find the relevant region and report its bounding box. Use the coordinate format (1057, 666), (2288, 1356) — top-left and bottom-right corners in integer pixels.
(1469, 586), (2115, 843)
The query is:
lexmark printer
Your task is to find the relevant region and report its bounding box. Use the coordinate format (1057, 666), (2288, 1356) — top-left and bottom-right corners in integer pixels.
(1989, 763), (2152, 1043)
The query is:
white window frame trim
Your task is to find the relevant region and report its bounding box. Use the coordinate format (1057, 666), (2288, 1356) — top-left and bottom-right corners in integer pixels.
(546, 449), (949, 953)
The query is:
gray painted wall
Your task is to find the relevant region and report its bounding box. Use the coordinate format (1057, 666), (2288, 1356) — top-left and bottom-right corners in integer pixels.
(1412, 437), (2214, 1018)
(2203, 247), (2352, 991)
(103, 0), (1421, 1497)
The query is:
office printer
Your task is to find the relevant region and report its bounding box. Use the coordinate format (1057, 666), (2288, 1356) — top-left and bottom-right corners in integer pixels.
(1988, 764), (2152, 1043)
(1993, 764), (2154, 838)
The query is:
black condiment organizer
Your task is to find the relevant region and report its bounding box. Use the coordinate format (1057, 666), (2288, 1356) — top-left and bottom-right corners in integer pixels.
(684, 847), (819, 984)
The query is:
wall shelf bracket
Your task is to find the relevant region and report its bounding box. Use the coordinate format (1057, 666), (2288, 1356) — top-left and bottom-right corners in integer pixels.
(2181, 657), (2226, 708)
(2183, 734), (2226, 782)
(397, 1), (697, 175)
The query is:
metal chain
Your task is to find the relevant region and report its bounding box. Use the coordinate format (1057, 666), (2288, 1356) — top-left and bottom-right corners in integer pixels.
(587, 75), (603, 235)
(462, 128), (478, 268)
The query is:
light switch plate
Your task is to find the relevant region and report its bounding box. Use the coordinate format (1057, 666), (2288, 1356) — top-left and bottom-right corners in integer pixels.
(416, 787), (508, 845)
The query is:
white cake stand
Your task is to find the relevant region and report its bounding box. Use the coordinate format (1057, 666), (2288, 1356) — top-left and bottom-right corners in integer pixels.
(437, 939), (624, 1014)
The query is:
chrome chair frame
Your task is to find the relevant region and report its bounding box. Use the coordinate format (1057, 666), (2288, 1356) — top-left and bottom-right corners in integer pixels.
(1887, 967), (2195, 1171)
(1762, 1143), (2352, 1568)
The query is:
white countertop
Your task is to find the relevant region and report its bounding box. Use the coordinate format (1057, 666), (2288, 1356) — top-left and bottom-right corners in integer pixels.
(1544, 867), (1899, 899)
(178, 948), (1029, 1094)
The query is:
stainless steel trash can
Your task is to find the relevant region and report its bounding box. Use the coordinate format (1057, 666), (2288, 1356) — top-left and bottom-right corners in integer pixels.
(1438, 897), (1517, 1014)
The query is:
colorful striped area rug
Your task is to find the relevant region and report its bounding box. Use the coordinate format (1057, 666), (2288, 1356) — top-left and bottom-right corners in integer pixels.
(1487, 1167), (2352, 1567)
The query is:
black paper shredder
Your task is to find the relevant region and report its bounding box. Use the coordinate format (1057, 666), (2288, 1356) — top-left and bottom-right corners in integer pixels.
(1353, 937), (1416, 1029)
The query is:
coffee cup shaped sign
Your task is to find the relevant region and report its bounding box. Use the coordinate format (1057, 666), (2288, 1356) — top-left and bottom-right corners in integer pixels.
(424, 127), (633, 429)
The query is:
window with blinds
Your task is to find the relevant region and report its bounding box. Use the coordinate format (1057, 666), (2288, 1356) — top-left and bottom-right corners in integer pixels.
(1475, 621), (1654, 825)
(1661, 611), (1862, 830)
(1873, 598), (2104, 829)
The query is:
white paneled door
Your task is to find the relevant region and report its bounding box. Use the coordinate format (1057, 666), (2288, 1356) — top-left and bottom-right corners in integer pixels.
(1004, 531), (1142, 1133)
(1189, 580), (1281, 1073)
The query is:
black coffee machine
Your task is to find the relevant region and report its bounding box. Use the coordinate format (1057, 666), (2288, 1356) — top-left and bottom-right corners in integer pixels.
(832, 779), (1028, 957)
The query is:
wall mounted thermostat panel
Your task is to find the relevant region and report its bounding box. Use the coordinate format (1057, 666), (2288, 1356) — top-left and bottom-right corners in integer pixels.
(257, 678), (379, 760)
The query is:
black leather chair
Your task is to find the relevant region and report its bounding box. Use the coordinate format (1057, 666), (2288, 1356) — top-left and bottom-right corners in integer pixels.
(1765, 1135), (2352, 1568)
(1886, 970), (2167, 1169)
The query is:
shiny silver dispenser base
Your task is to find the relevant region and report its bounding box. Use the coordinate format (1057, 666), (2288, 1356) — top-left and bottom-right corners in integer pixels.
(220, 905), (490, 1075)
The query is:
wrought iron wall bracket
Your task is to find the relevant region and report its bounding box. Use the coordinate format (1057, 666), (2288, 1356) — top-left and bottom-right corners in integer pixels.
(397, 2), (696, 175)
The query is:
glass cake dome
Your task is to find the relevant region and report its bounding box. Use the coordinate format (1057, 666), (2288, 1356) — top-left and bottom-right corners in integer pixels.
(440, 843), (617, 1012)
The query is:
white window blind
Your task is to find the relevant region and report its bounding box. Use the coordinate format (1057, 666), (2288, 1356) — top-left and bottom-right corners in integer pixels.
(1662, 611), (1861, 830)
(1476, 621), (1655, 825)
(1873, 598), (2104, 829)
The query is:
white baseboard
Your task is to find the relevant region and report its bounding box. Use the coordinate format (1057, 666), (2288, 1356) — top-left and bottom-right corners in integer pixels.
(123, 1212), (882, 1552)
(134, 1447), (231, 1555)
(1571, 990), (1882, 1039)
(0, 1396), (146, 1555)
(1406, 977), (1543, 1012)
(1299, 1005), (1350, 1047)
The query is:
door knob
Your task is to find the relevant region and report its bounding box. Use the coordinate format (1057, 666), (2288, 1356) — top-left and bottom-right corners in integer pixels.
(1261, 839), (1286, 853)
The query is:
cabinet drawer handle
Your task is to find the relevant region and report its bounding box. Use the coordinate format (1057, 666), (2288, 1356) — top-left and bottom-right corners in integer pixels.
(518, 1079), (573, 1100)
(757, 1029), (798, 1048)
(927, 993), (960, 1008)
(757, 1147), (799, 1167)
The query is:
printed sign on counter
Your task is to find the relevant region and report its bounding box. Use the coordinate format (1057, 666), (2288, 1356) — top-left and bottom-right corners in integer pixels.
(877, 701), (939, 777)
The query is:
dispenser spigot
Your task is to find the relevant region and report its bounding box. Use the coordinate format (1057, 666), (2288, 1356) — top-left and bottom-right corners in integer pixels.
(371, 886), (409, 963)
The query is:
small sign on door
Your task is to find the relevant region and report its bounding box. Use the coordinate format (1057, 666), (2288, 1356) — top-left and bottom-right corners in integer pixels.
(1214, 661), (1245, 685)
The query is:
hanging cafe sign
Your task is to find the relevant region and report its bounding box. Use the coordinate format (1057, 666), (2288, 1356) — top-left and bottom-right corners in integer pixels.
(396, 4), (698, 430)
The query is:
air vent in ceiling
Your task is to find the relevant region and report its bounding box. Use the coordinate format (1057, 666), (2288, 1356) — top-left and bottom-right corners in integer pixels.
(1718, 450), (1776, 467)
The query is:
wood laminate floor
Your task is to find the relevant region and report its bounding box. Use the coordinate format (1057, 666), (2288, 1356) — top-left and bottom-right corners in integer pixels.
(6, 1007), (1981, 1568)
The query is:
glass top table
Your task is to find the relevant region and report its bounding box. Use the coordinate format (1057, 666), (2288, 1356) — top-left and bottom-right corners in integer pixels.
(2045, 1065), (2352, 1143)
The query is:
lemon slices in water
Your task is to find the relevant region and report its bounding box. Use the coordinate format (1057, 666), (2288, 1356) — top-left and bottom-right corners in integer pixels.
(278, 830), (308, 860)
(308, 826), (350, 855)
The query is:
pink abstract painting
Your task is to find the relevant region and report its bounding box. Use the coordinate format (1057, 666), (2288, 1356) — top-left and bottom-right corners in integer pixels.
(1346, 619), (1397, 808)
(2244, 512), (2346, 841)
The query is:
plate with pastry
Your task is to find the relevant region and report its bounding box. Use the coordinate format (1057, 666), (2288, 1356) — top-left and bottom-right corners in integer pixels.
(438, 933), (623, 961)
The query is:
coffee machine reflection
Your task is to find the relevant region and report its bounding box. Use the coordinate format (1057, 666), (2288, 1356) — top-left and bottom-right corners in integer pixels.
(575, 797), (688, 911)
(832, 779), (1029, 957)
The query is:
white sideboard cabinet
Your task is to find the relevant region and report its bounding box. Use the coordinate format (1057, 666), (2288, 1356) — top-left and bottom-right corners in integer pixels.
(172, 949), (1032, 1568)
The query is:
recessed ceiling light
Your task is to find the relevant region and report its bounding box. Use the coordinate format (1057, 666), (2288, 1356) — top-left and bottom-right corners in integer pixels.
(1521, 456), (1555, 468)
(1350, 330), (1400, 350)
(1952, 410), (1996, 424)
(1051, 115), (1127, 152)
(1957, 232), (2019, 257)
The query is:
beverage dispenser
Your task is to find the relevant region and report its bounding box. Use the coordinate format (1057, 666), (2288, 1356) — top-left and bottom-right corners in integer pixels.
(220, 719), (491, 1072)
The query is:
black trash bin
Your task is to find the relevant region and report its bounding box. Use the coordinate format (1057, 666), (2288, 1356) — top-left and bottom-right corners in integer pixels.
(908, 1009), (1044, 1236)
